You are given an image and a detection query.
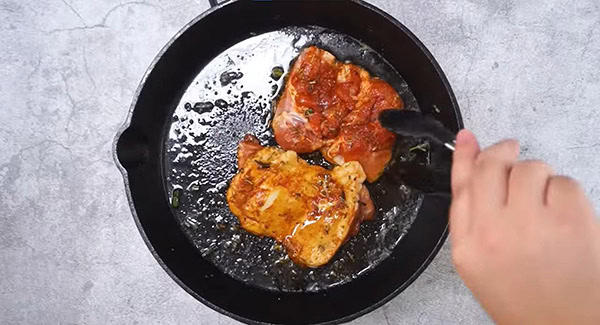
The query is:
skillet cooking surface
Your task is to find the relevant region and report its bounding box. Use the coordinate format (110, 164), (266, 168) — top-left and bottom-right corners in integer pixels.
(164, 26), (427, 292)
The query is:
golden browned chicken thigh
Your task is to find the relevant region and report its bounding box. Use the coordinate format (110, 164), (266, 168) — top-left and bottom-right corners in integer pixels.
(227, 135), (374, 268)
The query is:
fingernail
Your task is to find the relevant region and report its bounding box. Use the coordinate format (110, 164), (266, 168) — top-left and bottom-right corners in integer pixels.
(455, 129), (474, 146)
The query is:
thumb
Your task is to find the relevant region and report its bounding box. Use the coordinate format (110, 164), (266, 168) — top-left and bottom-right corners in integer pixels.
(450, 129), (480, 242)
(451, 129), (480, 197)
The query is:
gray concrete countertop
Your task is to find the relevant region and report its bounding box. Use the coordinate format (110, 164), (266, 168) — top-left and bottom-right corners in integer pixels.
(1, 0), (598, 324)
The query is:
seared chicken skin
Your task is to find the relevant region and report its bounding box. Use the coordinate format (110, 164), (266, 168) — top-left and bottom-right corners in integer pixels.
(273, 46), (403, 182)
(227, 135), (374, 268)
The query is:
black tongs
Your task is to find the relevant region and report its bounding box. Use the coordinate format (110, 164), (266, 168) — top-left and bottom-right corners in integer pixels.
(378, 109), (455, 194)
(379, 110), (456, 151)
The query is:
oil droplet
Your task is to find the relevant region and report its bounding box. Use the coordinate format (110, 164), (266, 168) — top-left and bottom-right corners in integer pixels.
(215, 99), (228, 108)
(220, 70), (244, 86)
(194, 101), (214, 113)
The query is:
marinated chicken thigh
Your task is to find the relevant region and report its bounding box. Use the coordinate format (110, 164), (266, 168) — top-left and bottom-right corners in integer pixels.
(273, 46), (403, 182)
(227, 135), (374, 267)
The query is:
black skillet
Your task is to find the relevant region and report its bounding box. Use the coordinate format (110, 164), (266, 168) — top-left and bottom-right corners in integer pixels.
(114, 0), (462, 324)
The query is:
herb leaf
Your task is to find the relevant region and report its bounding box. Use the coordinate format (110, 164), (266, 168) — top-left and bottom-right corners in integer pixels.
(271, 66), (284, 81)
(171, 188), (183, 208)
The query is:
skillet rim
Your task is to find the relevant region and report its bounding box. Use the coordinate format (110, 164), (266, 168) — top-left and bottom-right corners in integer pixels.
(112, 0), (463, 324)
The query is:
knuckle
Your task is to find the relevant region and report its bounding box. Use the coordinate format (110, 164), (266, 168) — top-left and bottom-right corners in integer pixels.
(550, 176), (583, 193)
(477, 139), (519, 161)
(474, 160), (508, 179)
(501, 138), (520, 151)
(510, 161), (554, 187)
(475, 158), (500, 171)
(546, 176), (587, 207)
(516, 160), (553, 175)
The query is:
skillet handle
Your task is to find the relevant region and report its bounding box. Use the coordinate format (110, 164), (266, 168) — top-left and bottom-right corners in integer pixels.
(208, 0), (226, 7)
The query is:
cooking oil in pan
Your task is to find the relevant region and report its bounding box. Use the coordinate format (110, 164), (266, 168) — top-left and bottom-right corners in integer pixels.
(165, 26), (423, 292)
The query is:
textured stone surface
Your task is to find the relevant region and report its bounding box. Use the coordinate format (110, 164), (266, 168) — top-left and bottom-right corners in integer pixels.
(0, 0), (598, 324)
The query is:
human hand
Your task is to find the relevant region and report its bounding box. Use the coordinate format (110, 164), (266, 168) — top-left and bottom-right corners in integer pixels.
(450, 130), (600, 325)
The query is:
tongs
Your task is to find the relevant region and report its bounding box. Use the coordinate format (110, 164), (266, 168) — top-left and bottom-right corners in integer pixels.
(379, 110), (456, 151)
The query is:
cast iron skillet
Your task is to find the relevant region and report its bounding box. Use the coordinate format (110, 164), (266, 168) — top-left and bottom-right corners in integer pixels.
(114, 0), (462, 324)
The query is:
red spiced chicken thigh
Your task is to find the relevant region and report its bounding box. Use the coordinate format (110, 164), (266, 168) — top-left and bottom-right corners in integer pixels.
(273, 46), (403, 182)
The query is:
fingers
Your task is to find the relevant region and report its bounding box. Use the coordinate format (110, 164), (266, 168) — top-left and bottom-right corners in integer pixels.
(546, 176), (594, 219)
(452, 129), (480, 197)
(508, 160), (554, 205)
(476, 139), (520, 164)
(471, 139), (520, 206)
(546, 176), (583, 204)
